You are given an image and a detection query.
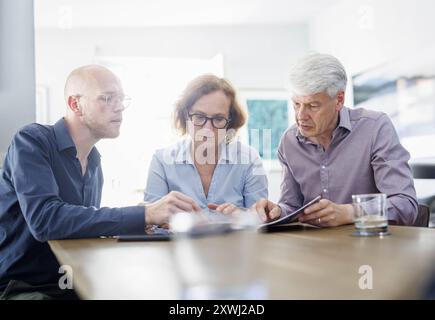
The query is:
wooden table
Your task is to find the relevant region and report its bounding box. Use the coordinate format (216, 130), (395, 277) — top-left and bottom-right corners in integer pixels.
(49, 225), (435, 299)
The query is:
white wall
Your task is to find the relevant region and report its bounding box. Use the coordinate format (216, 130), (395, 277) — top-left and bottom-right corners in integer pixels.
(35, 24), (309, 203)
(310, 0), (435, 74)
(35, 25), (308, 123)
(309, 0), (435, 150)
(0, 0), (36, 166)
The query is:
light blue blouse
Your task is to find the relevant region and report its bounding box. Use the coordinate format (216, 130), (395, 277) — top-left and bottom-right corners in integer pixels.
(144, 138), (268, 209)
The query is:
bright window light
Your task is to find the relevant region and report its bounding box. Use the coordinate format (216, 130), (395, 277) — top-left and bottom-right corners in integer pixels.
(95, 54), (224, 207)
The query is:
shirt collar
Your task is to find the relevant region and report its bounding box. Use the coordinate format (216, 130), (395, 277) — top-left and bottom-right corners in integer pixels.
(337, 106), (352, 132)
(174, 138), (237, 164)
(174, 138), (194, 164)
(53, 118), (101, 161)
(54, 118), (76, 152)
(295, 106), (352, 143)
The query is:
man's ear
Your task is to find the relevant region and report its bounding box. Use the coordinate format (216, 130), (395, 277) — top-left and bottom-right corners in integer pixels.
(335, 91), (345, 111)
(67, 95), (83, 116)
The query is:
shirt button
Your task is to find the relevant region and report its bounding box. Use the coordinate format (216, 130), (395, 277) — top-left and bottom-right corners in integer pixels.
(321, 165), (326, 169)
(323, 189), (328, 193)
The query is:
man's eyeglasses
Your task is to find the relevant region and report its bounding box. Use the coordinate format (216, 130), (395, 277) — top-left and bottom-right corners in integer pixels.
(76, 94), (132, 109)
(188, 113), (231, 129)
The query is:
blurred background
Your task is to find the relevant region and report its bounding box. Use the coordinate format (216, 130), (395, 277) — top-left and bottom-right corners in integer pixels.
(1, 0), (435, 215)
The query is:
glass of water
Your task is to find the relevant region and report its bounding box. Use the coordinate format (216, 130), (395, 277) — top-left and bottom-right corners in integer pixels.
(169, 210), (267, 300)
(352, 193), (390, 236)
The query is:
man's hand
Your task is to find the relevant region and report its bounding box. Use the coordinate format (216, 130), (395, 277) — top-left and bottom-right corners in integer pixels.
(144, 191), (201, 226)
(299, 199), (355, 227)
(207, 203), (239, 214)
(250, 198), (281, 223)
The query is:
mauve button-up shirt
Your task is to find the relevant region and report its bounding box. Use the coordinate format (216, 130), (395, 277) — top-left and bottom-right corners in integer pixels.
(277, 106), (418, 225)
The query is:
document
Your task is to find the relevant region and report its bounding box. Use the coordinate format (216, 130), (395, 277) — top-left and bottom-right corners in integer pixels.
(259, 195), (322, 229)
(113, 197), (322, 240)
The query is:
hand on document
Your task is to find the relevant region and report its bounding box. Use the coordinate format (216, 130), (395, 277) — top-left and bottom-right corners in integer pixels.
(250, 199), (282, 223)
(207, 203), (239, 214)
(144, 191), (202, 227)
(208, 201), (280, 223)
(258, 196), (322, 228)
(298, 198), (355, 227)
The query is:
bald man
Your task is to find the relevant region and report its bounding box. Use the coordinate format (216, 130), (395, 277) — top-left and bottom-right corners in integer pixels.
(0, 65), (200, 299)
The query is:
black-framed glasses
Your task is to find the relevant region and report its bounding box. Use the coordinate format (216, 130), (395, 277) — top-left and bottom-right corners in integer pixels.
(76, 94), (132, 109)
(188, 113), (231, 129)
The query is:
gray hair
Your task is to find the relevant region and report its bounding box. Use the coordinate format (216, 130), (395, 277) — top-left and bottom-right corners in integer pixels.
(289, 53), (347, 98)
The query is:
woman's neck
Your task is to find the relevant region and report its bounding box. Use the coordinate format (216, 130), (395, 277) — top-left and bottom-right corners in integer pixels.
(192, 140), (219, 166)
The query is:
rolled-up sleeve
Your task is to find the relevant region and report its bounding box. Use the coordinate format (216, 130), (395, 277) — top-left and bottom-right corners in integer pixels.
(370, 114), (418, 225)
(10, 129), (145, 241)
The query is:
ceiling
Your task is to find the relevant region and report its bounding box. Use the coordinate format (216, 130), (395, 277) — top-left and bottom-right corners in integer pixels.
(34, 0), (341, 28)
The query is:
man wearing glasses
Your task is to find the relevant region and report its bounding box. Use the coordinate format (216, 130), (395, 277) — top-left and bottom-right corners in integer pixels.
(0, 65), (201, 299)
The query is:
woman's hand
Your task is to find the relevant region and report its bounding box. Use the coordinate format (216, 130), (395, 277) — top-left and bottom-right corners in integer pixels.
(207, 203), (240, 214)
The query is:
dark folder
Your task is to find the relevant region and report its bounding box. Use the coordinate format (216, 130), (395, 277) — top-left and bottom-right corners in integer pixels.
(116, 234), (171, 242)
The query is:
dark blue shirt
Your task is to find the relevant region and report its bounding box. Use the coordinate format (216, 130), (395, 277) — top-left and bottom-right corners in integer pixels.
(0, 118), (145, 290)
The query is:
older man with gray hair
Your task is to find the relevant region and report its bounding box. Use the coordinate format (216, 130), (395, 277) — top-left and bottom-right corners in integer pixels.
(252, 53), (417, 227)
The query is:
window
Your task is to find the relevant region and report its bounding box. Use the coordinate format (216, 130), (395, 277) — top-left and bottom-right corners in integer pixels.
(352, 46), (435, 161)
(95, 54), (224, 206)
(239, 91), (293, 171)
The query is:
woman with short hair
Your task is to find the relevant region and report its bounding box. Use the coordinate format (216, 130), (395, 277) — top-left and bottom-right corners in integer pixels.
(144, 74), (268, 214)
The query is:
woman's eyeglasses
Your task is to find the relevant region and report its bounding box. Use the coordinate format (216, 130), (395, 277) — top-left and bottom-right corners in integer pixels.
(188, 113), (230, 129)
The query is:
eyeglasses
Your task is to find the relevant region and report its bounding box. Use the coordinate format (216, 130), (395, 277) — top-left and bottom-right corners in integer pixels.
(188, 113), (231, 129)
(76, 94), (132, 109)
